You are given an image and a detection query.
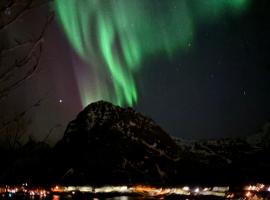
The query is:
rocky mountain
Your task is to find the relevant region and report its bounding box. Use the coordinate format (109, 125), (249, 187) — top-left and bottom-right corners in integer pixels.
(53, 100), (180, 185)
(52, 100), (270, 185)
(174, 136), (270, 184)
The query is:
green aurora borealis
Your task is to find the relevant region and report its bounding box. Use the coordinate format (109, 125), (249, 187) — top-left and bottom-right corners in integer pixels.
(54, 0), (250, 107)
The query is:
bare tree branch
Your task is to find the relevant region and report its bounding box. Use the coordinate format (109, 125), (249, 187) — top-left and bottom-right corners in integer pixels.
(0, 13), (54, 101)
(0, 95), (48, 132)
(0, 0), (52, 31)
(43, 124), (62, 143)
(0, 1), (15, 12)
(0, 0), (54, 146)
(0, 0), (33, 30)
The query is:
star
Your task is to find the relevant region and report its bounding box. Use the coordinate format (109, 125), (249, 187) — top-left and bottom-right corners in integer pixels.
(241, 89), (247, 96)
(59, 99), (63, 103)
(209, 73), (215, 79)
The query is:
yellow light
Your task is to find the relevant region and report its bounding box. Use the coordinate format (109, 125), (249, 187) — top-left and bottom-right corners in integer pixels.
(183, 186), (190, 191)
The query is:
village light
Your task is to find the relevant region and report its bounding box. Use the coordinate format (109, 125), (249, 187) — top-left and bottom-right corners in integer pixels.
(246, 191), (252, 197)
(194, 188), (200, 193)
(183, 186), (189, 191)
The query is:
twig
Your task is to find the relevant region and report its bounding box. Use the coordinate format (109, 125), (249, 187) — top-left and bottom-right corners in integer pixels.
(0, 13), (54, 101)
(0, 95), (48, 132)
(43, 124), (62, 142)
(0, 0), (52, 31)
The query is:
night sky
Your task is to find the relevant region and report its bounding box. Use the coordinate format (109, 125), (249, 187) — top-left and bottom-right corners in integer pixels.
(1, 0), (270, 143)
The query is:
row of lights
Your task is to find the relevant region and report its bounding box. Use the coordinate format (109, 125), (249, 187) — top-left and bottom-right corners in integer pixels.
(244, 183), (270, 192)
(1, 184), (49, 198)
(52, 185), (229, 197)
(2, 183), (270, 198)
(244, 184), (270, 199)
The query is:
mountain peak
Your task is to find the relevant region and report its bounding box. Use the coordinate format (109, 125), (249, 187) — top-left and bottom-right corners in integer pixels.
(77, 100), (134, 130)
(55, 101), (179, 185)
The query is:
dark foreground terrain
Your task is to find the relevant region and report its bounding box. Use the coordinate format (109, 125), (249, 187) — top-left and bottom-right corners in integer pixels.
(0, 101), (270, 186)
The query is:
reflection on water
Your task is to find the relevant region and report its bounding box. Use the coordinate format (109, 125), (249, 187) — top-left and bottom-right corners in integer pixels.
(2, 193), (268, 199)
(108, 196), (129, 200)
(51, 195), (137, 200)
(50, 195), (151, 200)
(52, 195), (60, 200)
(49, 195), (223, 200)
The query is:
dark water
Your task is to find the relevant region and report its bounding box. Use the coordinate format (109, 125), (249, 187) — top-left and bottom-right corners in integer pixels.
(40, 194), (225, 200)
(1, 194), (226, 200)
